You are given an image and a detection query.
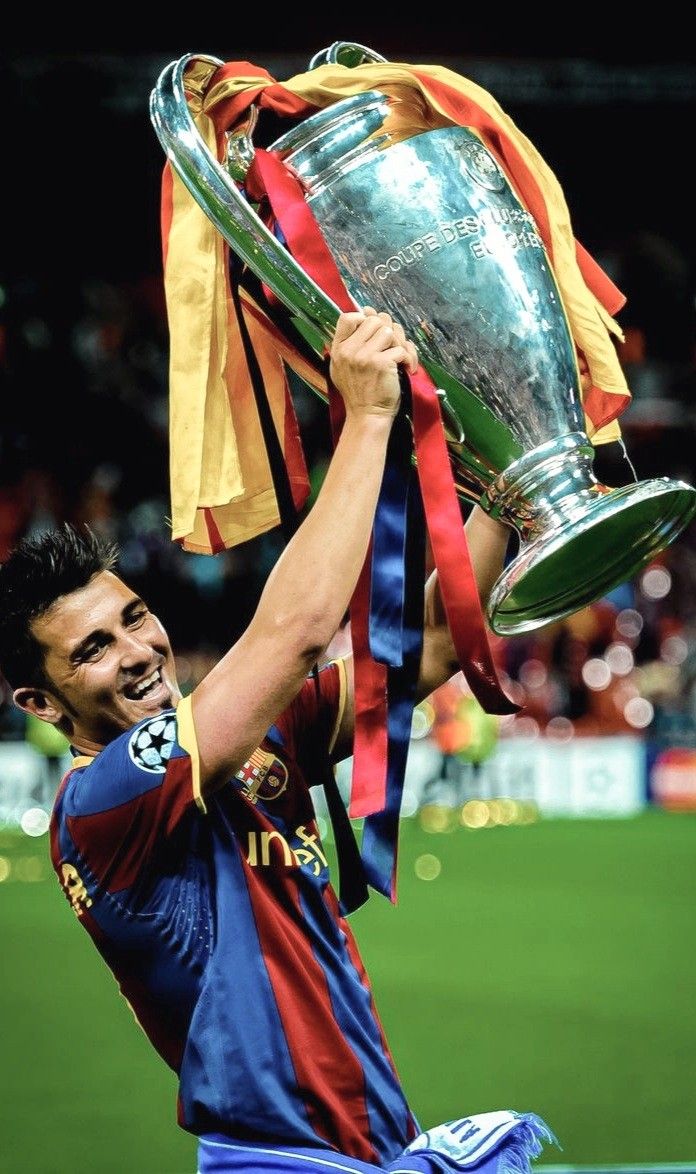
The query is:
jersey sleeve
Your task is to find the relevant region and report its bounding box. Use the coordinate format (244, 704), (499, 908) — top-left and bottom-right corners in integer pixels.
(56, 699), (202, 895)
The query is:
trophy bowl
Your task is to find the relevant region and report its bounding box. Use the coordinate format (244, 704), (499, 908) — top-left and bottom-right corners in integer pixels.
(150, 48), (696, 636)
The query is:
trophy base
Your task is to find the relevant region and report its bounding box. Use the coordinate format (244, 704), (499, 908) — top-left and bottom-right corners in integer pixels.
(487, 479), (696, 636)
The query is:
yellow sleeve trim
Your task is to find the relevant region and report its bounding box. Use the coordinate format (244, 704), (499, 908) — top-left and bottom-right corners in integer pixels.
(175, 694), (207, 814)
(328, 658), (348, 756)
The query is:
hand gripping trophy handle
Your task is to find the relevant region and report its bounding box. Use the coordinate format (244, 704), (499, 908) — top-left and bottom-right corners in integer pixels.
(150, 46), (696, 636)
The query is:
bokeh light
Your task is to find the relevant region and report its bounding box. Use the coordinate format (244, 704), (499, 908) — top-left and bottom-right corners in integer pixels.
(640, 566), (672, 600)
(20, 808), (50, 838)
(13, 857), (45, 882)
(495, 798), (519, 825)
(414, 854), (442, 881)
(519, 659), (547, 690)
(661, 635), (688, 665)
(604, 642), (635, 676)
(546, 716), (574, 742)
(582, 658), (612, 690)
(624, 697), (655, 729)
(510, 716), (540, 738)
(517, 802), (541, 825)
(460, 800), (489, 829)
(615, 609), (644, 641)
(419, 805), (456, 834)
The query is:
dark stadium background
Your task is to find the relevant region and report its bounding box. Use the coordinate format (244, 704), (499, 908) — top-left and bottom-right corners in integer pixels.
(2, 25), (695, 1174)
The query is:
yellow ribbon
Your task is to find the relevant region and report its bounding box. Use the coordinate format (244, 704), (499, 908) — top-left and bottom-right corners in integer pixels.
(163, 60), (629, 551)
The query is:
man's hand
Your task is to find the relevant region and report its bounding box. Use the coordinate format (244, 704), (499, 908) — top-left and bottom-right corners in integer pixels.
(329, 307), (418, 421)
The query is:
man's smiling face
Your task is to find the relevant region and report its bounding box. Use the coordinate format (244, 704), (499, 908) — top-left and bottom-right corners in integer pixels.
(28, 570), (181, 753)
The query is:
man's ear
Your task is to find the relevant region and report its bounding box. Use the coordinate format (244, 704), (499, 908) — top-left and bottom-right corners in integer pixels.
(13, 687), (64, 727)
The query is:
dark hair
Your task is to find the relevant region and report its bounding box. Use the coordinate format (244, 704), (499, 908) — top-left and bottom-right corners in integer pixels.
(0, 524), (119, 689)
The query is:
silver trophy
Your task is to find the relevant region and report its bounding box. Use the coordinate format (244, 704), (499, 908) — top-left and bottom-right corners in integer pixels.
(150, 43), (696, 635)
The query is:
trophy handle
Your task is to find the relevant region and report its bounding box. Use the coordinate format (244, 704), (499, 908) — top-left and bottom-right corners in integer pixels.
(307, 42), (388, 69)
(149, 53), (339, 348)
(226, 105), (259, 182)
(151, 55), (478, 473)
(150, 52), (467, 448)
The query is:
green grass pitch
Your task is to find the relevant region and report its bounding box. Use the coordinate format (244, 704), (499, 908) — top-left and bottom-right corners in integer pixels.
(1, 810), (694, 1173)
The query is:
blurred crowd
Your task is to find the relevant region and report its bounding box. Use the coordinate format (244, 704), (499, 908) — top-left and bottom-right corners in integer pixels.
(1, 227), (696, 765)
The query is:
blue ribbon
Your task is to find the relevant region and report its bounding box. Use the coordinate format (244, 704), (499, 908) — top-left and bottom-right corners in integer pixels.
(362, 389), (426, 900)
(367, 410), (411, 668)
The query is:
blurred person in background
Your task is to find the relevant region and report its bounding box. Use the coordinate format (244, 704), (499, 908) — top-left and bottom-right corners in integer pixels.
(0, 309), (554, 1174)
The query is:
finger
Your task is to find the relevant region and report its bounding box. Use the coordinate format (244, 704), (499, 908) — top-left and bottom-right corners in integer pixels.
(403, 340), (419, 374)
(390, 319), (407, 349)
(389, 327), (413, 373)
(344, 315), (396, 351)
(391, 345), (412, 368)
(365, 317), (417, 371)
(362, 313), (417, 369)
(332, 310), (369, 345)
(358, 309), (394, 332)
(370, 343), (410, 368)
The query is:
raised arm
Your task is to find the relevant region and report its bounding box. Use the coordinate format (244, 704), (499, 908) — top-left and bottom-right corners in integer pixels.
(189, 309), (418, 794)
(416, 506), (511, 701)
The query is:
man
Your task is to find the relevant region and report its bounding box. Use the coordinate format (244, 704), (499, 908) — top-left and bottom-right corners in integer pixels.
(0, 309), (551, 1173)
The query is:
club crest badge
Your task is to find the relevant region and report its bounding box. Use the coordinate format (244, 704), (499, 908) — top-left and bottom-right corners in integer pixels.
(235, 747), (289, 803)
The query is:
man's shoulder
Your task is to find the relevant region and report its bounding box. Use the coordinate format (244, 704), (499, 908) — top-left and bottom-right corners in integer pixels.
(58, 710), (189, 819)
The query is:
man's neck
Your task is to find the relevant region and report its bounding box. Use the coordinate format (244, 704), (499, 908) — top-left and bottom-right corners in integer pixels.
(70, 735), (105, 759)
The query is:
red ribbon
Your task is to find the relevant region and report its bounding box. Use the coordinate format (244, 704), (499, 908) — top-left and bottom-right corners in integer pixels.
(409, 367), (516, 715)
(250, 150), (392, 816)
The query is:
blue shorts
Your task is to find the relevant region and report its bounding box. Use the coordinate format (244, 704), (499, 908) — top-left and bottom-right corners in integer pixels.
(197, 1112), (557, 1173)
(197, 1137), (427, 1172)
